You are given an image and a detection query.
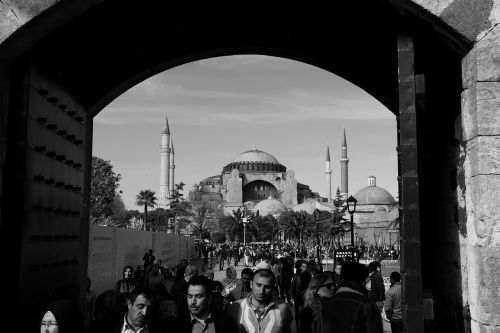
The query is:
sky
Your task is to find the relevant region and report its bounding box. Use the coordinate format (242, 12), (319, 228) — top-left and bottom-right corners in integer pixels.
(93, 55), (398, 210)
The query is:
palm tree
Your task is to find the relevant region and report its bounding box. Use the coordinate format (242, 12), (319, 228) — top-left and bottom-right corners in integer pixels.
(136, 189), (157, 231)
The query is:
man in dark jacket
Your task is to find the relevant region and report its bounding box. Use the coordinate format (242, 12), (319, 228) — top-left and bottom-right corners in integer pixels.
(171, 264), (198, 321)
(108, 286), (165, 333)
(368, 261), (385, 311)
(313, 262), (383, 333)
(177, 275), (236, 332)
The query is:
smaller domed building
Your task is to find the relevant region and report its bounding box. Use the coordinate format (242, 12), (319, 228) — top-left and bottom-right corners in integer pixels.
(352, 176), (399, 247)
(253, 196), (288, 217)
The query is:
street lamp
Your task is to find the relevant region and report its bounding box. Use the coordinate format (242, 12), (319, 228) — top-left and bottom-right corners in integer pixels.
(313, 208), (322, 271)
(346, 195), (357, 248)
(242, 216), (248, 249)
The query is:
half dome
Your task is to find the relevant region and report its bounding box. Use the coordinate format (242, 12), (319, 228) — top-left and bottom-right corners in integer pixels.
(232, 148), (279, 164)
(253, 196), (287, 216)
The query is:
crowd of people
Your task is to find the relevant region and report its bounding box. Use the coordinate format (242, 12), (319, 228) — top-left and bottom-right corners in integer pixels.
(40, 246), (402, 333)
(199, 242), (400, 272)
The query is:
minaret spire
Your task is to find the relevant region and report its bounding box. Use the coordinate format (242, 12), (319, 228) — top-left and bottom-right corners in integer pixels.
(325, 144), (332, 203)
(159, 116), (171, 208)
(340, 128), (349, 197)
(163, 114), (170, 135)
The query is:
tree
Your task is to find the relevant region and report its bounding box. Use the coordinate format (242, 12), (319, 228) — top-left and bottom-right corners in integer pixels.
(147, 208), (171, 232)
(168, 182), (191, 234)
(279, 210), (313, 252)
(110, 210), (140, 228)
(188, 196), (223, 237)
(329, 187), (348, 237)
(218, 215), (236, 242)
(90, 156), (122, 224)
(136, 189), (157, 231)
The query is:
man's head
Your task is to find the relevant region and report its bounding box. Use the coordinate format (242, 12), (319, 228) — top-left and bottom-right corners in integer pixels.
(151, 260), (160, 274)
(123, 265), (134, 280)
(299, 261), (309, 273)
(184, 264), (198, 281)
(181, 259), (188, 267)
(368, 261), (379, 273)
(390, 271), (401, 285)
(127, 287), (155, 330)
(187, 275), (213, 319)
(148, 249), (153, 255)
(252, 269), (276, 304)
(341, 262), (369, 286)
(334, 263), (342, 276)
(241, 268), (254, 289)
(226, 267), (236, 280)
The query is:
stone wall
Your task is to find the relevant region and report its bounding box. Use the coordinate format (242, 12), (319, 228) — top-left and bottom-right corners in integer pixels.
(459, 23), (500, 331)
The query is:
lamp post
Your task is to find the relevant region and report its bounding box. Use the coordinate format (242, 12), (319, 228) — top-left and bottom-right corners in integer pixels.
(272, 214), (279, 245)
(313, 209), (322, 271)
(242, 216), (248, 249)
(346, 195), (357, 248)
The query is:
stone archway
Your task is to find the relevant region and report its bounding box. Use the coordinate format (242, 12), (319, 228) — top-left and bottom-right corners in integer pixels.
(1, 1), (499, 332)
(243, 180), (279, 203)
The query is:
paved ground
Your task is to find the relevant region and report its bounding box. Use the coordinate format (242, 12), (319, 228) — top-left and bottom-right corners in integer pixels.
(196, 258), (394, 332)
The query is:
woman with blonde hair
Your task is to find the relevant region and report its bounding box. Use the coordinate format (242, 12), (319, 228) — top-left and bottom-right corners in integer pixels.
(298, 272), (336, 333)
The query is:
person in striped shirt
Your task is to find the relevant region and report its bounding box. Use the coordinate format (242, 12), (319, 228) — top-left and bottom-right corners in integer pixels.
(229, 269), (292, 333)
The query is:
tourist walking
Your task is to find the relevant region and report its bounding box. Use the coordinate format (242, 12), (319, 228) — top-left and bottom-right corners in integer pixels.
(385, 272), (402, 333)
(313, 262), (383, 333)
(298, 272), (336, 333)
(229, 269), (292, 333)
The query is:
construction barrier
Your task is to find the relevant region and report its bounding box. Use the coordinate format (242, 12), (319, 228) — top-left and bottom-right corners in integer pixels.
(87, 225), (195, 295)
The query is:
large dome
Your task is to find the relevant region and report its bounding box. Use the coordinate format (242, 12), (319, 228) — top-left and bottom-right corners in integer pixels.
(233, 148), (279, 164)
(353, 185), (396, 205)
(253, 196), (287, 216)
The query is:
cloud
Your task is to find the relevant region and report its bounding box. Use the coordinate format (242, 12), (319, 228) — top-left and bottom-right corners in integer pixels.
(95, 86), (393, 127)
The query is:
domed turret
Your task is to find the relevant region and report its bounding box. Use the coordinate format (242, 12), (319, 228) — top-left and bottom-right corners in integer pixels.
(353, 176), (395, 205)
(253, 196), (287, 217)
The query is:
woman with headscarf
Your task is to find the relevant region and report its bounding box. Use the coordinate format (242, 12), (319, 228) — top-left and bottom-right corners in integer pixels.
(40, 299), (82, 333)
(221, 266), (238, 305)
(297, 272), (336, 333)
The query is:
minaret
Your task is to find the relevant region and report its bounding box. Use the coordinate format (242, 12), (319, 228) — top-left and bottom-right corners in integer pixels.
(159, 116), (171, 208)
(340, 128), (349, 197)
(325, 144), (332, 203)
(169, 136), (175, 198)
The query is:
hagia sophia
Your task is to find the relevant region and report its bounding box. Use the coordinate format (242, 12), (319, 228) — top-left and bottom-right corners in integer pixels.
(158, 116), (399, 246)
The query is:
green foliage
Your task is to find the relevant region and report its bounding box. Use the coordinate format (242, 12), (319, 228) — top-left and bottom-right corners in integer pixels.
(110, 210), (140, 228)
(146, 208), (171, 232)
(187, 196), (223, 237)
(136, 189), (157, 231)
(168, 182), (191, 234)
(246, 213), (276, 242)
(90, 156), (122, 224)
(211, 232), (226, 243)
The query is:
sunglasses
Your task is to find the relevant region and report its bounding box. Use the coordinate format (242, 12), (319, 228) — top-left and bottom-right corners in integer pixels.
(320, 283), (335, 290)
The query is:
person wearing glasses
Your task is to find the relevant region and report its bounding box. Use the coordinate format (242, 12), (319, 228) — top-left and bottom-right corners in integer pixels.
(297, 273), (336, 333)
